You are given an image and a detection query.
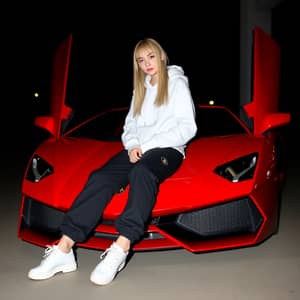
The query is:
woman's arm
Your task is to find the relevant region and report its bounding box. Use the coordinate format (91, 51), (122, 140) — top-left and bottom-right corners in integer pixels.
(121, 96), (140, 151)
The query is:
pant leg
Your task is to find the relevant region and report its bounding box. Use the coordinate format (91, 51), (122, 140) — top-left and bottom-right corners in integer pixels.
(116, 148), (183, 243)
(60, 150), (132, 242)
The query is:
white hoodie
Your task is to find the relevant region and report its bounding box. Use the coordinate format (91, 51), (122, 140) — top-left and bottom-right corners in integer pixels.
(121, 65), (197, 157)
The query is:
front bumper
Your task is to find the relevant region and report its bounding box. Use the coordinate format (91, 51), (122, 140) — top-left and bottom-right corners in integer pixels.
(18, 195), (265, 253)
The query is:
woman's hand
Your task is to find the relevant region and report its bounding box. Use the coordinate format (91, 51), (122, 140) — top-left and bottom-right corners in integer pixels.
(128, 147), (143, 163)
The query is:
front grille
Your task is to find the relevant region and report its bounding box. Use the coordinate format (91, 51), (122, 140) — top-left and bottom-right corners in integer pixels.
(22, 197), (263, 244)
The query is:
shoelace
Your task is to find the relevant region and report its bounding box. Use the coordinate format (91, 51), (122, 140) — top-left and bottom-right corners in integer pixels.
(42, 240), (60, 258)
(99, 246), (124, 268)
(43, 245), (55, 258)
(100, 247), (110, 260)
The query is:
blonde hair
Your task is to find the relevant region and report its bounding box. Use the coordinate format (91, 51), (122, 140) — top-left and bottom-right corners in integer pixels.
(133, 38), (169, 116)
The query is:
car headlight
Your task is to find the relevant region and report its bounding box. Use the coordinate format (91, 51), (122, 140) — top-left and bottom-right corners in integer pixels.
(26, 154), (54, 183)
(214, 153), (258, 183)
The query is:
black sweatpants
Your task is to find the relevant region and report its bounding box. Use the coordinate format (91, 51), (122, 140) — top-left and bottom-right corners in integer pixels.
(60, 148), (183, 244)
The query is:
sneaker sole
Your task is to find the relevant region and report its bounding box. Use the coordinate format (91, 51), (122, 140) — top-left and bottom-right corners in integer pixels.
(28, 263), (77, 280)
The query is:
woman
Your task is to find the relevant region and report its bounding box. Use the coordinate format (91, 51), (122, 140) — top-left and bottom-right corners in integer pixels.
(28, 38), (197, 285)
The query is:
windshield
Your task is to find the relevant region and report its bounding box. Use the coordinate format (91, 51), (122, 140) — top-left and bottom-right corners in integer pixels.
(66, 106), (248, 141)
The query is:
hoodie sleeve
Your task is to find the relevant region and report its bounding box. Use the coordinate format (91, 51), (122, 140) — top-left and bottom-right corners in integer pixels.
(140, 78), (197, 154)
(121, 96), (140, 151)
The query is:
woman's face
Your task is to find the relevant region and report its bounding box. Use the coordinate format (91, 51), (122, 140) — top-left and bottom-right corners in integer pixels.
(136, 48), (159, 79)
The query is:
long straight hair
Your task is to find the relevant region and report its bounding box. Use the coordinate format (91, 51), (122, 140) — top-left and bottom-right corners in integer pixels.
(133, 38), (169, 116)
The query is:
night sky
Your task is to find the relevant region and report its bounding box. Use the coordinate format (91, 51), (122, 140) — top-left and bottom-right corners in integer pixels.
(12, 2), (240, 107)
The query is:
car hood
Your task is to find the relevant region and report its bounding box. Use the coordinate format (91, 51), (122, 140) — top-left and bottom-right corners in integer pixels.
(23, 134), (262, 217)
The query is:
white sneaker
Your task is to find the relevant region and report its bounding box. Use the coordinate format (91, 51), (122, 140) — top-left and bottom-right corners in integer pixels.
(28, 245), (77, 280)
(90, 242), (128, 285)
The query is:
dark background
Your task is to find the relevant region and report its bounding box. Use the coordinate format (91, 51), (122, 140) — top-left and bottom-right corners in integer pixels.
(3, 0), (296, 159)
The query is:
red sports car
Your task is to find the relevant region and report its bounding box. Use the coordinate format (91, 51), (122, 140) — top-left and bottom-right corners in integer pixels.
(18, 27), (291, 253)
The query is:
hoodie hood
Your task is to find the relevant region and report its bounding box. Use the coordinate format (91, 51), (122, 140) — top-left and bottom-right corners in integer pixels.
(167, 65), (188, 83)
(145, 65), (188, 88)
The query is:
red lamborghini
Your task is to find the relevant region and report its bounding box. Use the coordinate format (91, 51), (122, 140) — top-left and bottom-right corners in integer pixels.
(18, 27), (291, 253)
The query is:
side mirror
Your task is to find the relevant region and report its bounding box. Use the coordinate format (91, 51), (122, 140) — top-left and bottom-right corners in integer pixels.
(34, 116), (55, 136)
(261, 113), (291, 133)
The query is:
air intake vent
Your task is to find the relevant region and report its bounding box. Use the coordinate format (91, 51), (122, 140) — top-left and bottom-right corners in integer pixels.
(158, 198), (263, 240)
